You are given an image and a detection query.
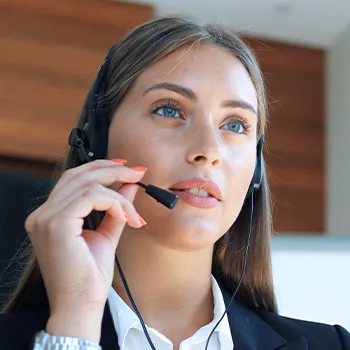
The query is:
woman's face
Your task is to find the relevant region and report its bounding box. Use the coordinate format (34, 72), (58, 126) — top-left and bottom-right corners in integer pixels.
(108, 43), (258, 252)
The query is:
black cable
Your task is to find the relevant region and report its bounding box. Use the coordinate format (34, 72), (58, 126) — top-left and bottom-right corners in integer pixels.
(115, 194), (254, 350)
(115, 255), (157, 350)
(204, 194), (254, 350)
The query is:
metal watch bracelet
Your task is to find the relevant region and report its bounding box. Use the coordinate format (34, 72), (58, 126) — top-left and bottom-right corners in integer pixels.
(32, 330), (102, 350)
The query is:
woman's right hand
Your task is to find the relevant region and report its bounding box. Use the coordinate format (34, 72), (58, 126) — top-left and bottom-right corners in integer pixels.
(24, 159), (147, 342)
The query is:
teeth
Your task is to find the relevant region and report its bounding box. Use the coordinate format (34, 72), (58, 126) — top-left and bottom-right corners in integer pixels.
(183, 188), (210, 197)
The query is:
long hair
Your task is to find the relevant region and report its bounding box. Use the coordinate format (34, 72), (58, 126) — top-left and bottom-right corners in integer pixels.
(3, 15), (277, 314)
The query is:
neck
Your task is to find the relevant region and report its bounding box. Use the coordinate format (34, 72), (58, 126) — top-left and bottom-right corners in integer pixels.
(112, 227), (214, 342)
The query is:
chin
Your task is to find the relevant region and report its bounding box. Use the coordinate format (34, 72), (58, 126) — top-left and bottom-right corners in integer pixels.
(134, 195), (235, 252)
(146, 216), (225, 252)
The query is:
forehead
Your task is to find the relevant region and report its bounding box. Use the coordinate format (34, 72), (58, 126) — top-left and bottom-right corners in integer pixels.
(132, 43), (258, 109)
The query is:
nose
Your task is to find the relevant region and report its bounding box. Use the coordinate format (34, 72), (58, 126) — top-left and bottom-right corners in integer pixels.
(186, 127), (223, 167)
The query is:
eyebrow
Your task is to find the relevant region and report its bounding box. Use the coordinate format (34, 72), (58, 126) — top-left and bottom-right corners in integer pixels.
(142, 82), (257, 115)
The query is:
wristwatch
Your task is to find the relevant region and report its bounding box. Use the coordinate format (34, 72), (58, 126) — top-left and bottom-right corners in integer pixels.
(32, 330), (102, 349)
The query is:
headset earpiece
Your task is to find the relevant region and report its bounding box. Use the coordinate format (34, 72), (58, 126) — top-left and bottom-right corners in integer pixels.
(68, 127), (92, 164)
(68, 45), (118, 165)
(246, 134), (264, 199)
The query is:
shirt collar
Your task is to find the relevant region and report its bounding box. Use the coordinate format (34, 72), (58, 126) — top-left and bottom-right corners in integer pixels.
(210, 275), (234, 346)
(108, 287), (140, 348)
(107, 275), (233, 348)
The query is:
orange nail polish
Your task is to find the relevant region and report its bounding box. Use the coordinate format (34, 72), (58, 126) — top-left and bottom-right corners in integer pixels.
(130, 166), (147, 172)
(111, 159), (127, 164)
(137, 213), (147, 225)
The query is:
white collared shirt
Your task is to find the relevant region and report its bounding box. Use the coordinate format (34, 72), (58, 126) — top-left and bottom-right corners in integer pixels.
(107, 275), (233, 350)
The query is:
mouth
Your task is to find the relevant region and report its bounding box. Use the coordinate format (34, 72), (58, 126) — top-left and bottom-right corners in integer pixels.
(170, 188), (213, 197)
(168, 177), (222, 201)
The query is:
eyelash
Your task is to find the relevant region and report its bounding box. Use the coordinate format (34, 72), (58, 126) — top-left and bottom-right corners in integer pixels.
(150, 100), (184, 119)
(150, 99), (252, 134)
(225, 116), (252, 135)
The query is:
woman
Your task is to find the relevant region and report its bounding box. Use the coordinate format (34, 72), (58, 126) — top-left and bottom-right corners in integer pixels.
(0, 15), (349, 350)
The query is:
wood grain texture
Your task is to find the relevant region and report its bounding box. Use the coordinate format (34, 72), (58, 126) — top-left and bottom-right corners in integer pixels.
(0, 3), (324, 232)
(244, 37), (325, 232)
(0, 0), (153, 161)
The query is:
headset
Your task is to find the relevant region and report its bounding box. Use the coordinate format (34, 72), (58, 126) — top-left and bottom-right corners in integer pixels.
(68, 45), (264, 350)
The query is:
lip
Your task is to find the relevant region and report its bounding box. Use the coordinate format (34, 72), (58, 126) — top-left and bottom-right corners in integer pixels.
(169, 177), (222, 209)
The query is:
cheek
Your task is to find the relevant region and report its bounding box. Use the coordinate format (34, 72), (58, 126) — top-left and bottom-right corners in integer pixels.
(108, 117), (181, 199)
(108, 116), (144, 160)
(226, 154), (256, 213)
(108, 116), (159, 172)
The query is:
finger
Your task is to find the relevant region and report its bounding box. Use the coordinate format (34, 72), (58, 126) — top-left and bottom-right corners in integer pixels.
(51, 159), (125, 196)
(83, 166), (147, 185)
(95, 211), (126, 247)
(43, 183), (143, 230)
(118, 183), (140, 203)
(116, 183), (145, 227)
(58, 186), (143, 230)
(49, 166), (146, 205)
(96, 185), (144, 246)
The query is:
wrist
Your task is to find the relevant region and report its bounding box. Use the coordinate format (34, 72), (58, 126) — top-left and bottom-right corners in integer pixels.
(46, 305), (104, 343)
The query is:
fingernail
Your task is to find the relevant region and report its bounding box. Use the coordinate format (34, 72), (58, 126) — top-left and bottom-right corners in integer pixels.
(130, 166), (147, 172)
(137, 213), (147, 226)
(111, 159), (128, 164)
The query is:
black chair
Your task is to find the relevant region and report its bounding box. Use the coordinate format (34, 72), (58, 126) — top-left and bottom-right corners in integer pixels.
(0, 171), (55, 308)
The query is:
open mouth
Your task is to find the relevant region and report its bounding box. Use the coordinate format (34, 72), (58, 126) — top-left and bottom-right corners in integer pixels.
(168, 177), (222, 202)
(169, 188), (214, 198)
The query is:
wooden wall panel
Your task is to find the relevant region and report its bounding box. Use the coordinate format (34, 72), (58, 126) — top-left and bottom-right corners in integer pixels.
(0, 0), (153, 162)
(245, 37), (325, 233)
(0, 2), (325, 233)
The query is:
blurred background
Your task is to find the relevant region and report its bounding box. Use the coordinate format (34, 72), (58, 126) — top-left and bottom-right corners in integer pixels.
(0, 0), (349, 327)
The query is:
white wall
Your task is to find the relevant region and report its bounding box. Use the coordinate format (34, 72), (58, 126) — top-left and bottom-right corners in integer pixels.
(327, 24), (350, 235)
(269, 21), (350, 332)
(271, 20), (350, 333)
(271, 236), (350, 331)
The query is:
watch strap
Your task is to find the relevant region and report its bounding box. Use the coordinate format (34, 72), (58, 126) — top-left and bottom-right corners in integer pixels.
(32, 330), (102, 349)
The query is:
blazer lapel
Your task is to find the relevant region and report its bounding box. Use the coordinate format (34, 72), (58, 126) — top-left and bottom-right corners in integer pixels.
(276, 338), (308, 349)
(219, 286), (308, 350)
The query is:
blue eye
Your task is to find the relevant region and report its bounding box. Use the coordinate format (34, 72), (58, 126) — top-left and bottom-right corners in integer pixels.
(151, 100), (183, 120)
(155, 106), (181, 119)
(222, 120), (246, 134)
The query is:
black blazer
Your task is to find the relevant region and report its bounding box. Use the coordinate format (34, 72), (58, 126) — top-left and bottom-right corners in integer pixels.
(0, 286), (349, 350)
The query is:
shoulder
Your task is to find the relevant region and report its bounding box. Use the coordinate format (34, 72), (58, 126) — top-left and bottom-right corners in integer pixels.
(0, 307), (49, 350)
(255, 306), (350, 349)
